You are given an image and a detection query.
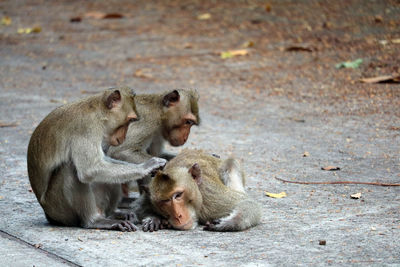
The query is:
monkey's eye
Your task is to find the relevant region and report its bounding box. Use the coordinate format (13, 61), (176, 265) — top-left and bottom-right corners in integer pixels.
(185, 120), (195, 126)
(174, 191), (184, 199)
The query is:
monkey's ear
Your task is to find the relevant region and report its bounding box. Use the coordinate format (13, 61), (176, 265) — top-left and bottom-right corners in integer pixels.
(189, 163), (202, 185)
(105, 90), (122, 109)
(162, 90), (180, 107)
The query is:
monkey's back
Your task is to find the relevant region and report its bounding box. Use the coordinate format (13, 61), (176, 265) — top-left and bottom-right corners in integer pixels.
(27, 94), (103, 200)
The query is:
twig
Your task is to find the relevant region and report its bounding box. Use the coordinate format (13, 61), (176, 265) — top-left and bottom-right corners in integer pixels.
(275, 176), (400, 186)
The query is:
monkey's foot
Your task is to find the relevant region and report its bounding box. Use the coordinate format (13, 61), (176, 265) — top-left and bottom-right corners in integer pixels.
(111, 221), (138, 232)
(203, 219), (221, 231)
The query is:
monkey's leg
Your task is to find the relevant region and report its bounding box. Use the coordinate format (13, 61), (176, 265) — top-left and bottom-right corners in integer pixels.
(204, 198), (262, 232)
(41, 164), (80, 226)
(219, 158), (246, 193)
(90, 183), (139, 231)
(118, 197), (138, 209)
(47, 165), (138, 231)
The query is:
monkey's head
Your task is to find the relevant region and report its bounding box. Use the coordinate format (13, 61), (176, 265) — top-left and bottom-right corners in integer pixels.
(149, 163), (203, 230)
(102, 87), (138, 146)
(161, 89), (200, 147)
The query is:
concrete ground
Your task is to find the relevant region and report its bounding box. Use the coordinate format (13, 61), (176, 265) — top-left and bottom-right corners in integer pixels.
(0, 0), (399, 266)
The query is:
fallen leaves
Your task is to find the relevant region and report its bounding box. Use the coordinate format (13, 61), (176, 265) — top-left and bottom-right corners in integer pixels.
(242, 41), (254, 48)
(350, 192), (362, 199)
(34, 243), (43, 249)
(70, 17), (82, 23)
(359, 74), (400, 84)
(197, 13), (211, 20)
(265, 191), (287, 198)
(84, 12), (124, 19)
(321, 166), (341, 171)
(220, 49), (249, 59)
(17, 26), (41, 34)
(303, 151), (310, 157)
(285, 44), (315, 52)
(134, 69), (153, 79)
(335, 58), (363, 69)
(1, 16), (11, 26)
(0, 122), (18, 128)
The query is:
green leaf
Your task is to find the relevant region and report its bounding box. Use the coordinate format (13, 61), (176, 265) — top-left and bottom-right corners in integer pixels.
(335, 58), (363, 69)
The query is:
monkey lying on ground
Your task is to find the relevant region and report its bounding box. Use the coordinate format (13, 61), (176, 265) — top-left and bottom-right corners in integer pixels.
(146, 149), (262, 231)
(107, 89), (199, 199)
(27, 87), (166, 231)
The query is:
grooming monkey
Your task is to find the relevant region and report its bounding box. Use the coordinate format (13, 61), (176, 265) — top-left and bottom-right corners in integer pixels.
(147, 149), (262, 231)
(27, 87), (166, 231)
(107, 89), (200, 197)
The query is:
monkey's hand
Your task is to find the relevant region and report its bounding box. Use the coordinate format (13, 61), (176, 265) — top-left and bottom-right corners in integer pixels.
(141, 157), (167, 176)
(111, 221), (139, 232)
(203, 219), (222, 231)
(142, 216), (171, 232)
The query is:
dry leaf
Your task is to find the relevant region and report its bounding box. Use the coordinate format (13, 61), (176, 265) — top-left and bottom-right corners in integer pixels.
(242, 41), (254, 48)
(80, 90), (98, 94)
(1, 16), (11, 26)
(265, 191), (287, 198)
(350, 192), (361, 199)
(134, 69), (153, 79)
(319, 240), (326, 245)
(34, 243), (43, 249)
(197, 13), (211, 20)
(374, 15), (383, 23)
(392, 39), (400, 44)
(85, 11), (106, 19)
(70, 17), (82, 23)
(285, 44), (314, 52)
(103, 13), (124, 19)
(303, 151), (310, 157)
(220, 49), (249, 59)
(359, 74), (400, 84)
(18, 26), (41, 34)
(321, 166), (341, 171)
(0, 122), (18, 128)
(265, 4), (271, 12)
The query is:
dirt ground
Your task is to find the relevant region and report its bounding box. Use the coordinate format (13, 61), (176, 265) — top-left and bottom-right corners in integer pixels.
(0, 0), (399, 266)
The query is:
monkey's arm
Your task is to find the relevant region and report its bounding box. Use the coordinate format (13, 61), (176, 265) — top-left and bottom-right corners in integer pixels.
(72, 142), (166, 184)
(147, 134), (176, 160)
(109, 147), (154, 164)
(158, 152), (176, 161)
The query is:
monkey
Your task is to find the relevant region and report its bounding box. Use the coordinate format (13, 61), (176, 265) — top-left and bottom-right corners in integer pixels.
(146, 149), (262, 232)
(27, 87), (167, 231)
(107, 89), (200, 202)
